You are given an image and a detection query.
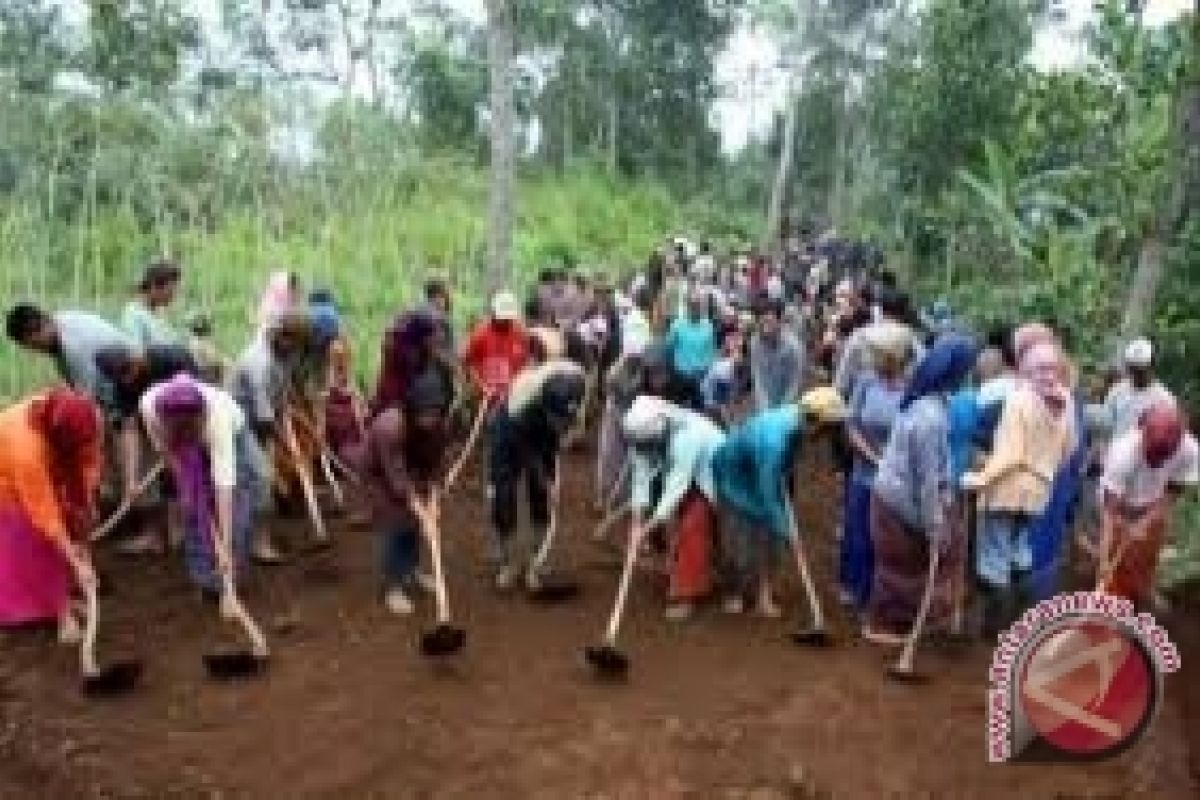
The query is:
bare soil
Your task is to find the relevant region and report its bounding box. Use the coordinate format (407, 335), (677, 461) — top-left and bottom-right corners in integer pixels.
(1, 445), (1196, 799)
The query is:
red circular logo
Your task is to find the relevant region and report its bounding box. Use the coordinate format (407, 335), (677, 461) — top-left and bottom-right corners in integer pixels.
(1017, 617), (1157, 759)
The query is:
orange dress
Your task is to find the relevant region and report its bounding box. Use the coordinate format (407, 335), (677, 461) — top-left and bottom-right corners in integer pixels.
(0, 397), (102, 624)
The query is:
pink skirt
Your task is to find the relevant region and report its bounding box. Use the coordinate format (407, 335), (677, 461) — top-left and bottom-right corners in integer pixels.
(0, 505), (71, 625)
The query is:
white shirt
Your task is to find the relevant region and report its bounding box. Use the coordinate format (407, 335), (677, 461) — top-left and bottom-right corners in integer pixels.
(1101, 428), (1199, 508)
(141, 382), (246, 489)
(1101, 380), (1176, 439)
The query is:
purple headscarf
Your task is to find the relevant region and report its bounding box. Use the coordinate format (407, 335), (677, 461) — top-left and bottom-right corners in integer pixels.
(156, 375), (215, 544)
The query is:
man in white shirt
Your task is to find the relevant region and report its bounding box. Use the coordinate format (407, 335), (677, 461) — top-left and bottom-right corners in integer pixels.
(1098, 338), (1177, 440)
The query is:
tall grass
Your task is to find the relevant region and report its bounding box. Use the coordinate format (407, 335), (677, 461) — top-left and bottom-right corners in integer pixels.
(0, 158), (760, 397)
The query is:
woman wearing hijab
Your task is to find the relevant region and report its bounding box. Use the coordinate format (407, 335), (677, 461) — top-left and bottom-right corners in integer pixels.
(714, 388), (845, 617)
(622, 394), (726, 620)
(362, 368), (453, 615)
(255, 270), (301, 332)
(866, 335), (976, 645)
(1097, 403), (1197, 605)
(0, 389), (102, 638)
(141, 374), (261, 595)
(962, 338), (1075, 635)
(839, 323), (911, 611)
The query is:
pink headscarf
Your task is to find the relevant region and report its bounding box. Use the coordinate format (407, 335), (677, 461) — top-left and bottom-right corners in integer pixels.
(1019, 339), (1067, 415)
(257, 270), (297, 331)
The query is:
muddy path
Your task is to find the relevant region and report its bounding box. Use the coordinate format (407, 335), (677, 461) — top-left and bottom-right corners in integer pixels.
(1, 443), (1195, 798)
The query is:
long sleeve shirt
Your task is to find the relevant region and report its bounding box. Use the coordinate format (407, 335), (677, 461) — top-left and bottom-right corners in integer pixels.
(229, 338), (285, 428)
(712, 405), (803, 540)
(750, 330), (805, 412)
(630, 408), (724, 527)
(1095, 380), (1176, 441)
(974, 385), (1075, 515)
(873, 393), (952, 538)
(0, 397), (103, 545)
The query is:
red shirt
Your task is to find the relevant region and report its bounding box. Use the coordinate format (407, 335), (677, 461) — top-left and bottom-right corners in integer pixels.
(463, 321), (528, 399)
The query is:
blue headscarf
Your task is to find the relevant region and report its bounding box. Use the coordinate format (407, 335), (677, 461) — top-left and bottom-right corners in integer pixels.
(309, 290), (341, 345)
(901, 333), (978, 410)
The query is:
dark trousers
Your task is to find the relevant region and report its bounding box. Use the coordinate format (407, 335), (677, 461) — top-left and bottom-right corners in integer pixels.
(488, 410), (552, 539)
(381, 519), (420, 588)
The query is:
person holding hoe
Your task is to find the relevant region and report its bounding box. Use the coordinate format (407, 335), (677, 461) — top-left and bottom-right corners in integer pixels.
(712, 387), (846, 625)
(362, 319), (455, 616)
(621, 393), (726, 621)
(488, 357), (586, 592)
(1096, 403), (1197, 607)
(140, 374), (263, 600)
(0, 389), (103, 641)
(866, 335), (976, 650)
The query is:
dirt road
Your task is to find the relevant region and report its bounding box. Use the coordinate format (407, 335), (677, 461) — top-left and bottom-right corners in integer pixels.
(1, 447), (1195, 798)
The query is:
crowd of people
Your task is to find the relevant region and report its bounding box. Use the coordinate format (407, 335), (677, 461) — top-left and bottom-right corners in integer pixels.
(0, 229), (1195, 687)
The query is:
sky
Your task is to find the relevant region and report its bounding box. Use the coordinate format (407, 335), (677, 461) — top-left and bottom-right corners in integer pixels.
(56, 0), (1193, 154)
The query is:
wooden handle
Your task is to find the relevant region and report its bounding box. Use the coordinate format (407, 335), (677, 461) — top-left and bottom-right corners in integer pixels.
(90, 461), (166, 542)
(530, 459), (560, 573)
(604, 523), (645, 644)
(784, 483), (823, 630)
(221, 572), (270, 657)
(895, 543), (941, 671)
(444, 399), (490, 491)
(285, 416), (327, 540)
(594, 501), (632, 540)
(423, 512), (451, 624)
(80, 584), (100, 677)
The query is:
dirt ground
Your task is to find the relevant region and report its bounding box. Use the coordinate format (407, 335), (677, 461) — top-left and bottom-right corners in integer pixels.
(1, 443), (1196, 799)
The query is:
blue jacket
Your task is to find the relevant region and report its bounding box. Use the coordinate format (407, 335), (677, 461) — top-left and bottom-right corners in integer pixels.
(712, 405), (803, 540)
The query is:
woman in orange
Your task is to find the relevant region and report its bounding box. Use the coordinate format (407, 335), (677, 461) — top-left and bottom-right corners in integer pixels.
(0, 389), (103, 639)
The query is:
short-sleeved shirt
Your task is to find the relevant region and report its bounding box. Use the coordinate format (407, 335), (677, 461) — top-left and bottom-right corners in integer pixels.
(141, 382), (245, 489)
(1101, 380), (1176, 440)
(1101, 428), (1199, 509)
(54, 311), (137, 404)
(122, 300), (182, 349)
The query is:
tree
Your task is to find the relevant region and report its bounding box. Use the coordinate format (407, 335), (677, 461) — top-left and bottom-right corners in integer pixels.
(486, 0), (516, 292)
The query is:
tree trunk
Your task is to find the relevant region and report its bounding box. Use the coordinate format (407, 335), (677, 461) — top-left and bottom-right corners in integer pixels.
(486, 0), (516, 294)
(1118, 78), (1199, 341)
(764, 0), (809, 253)
(764, 77), (800, 254)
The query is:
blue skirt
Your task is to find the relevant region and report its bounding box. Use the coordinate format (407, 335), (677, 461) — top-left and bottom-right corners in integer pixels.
(182, 428), (260, 591)
(839, 475), (874, 609)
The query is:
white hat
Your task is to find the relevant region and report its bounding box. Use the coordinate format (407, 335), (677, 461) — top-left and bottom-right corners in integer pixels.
(622, 394), (671, 442)
(1124, 337), (1153, 366)
(491, 291), (520, 321)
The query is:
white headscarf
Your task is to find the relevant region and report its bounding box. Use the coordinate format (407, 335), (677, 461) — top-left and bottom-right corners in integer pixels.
(622, 394), (672, 443)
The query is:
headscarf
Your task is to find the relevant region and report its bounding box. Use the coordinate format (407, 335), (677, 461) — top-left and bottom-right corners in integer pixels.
(901, 334), (978, 410)
(1140, 403), (1184, 469)
(155, 375), (213, 541)
(29, 389), (100, 539)
(257, 270), (297, 331)
(309, 289), (341, 346)
(623, 394), (672, 444)
(371, 311), (437, 417)
(1019, 339), (1067, 415)
(1012, 323), (1055, 364)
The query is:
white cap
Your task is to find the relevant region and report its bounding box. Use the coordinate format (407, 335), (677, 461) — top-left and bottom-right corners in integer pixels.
(491, 291), (520, 321)
(1124, 337), (1153, 367)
